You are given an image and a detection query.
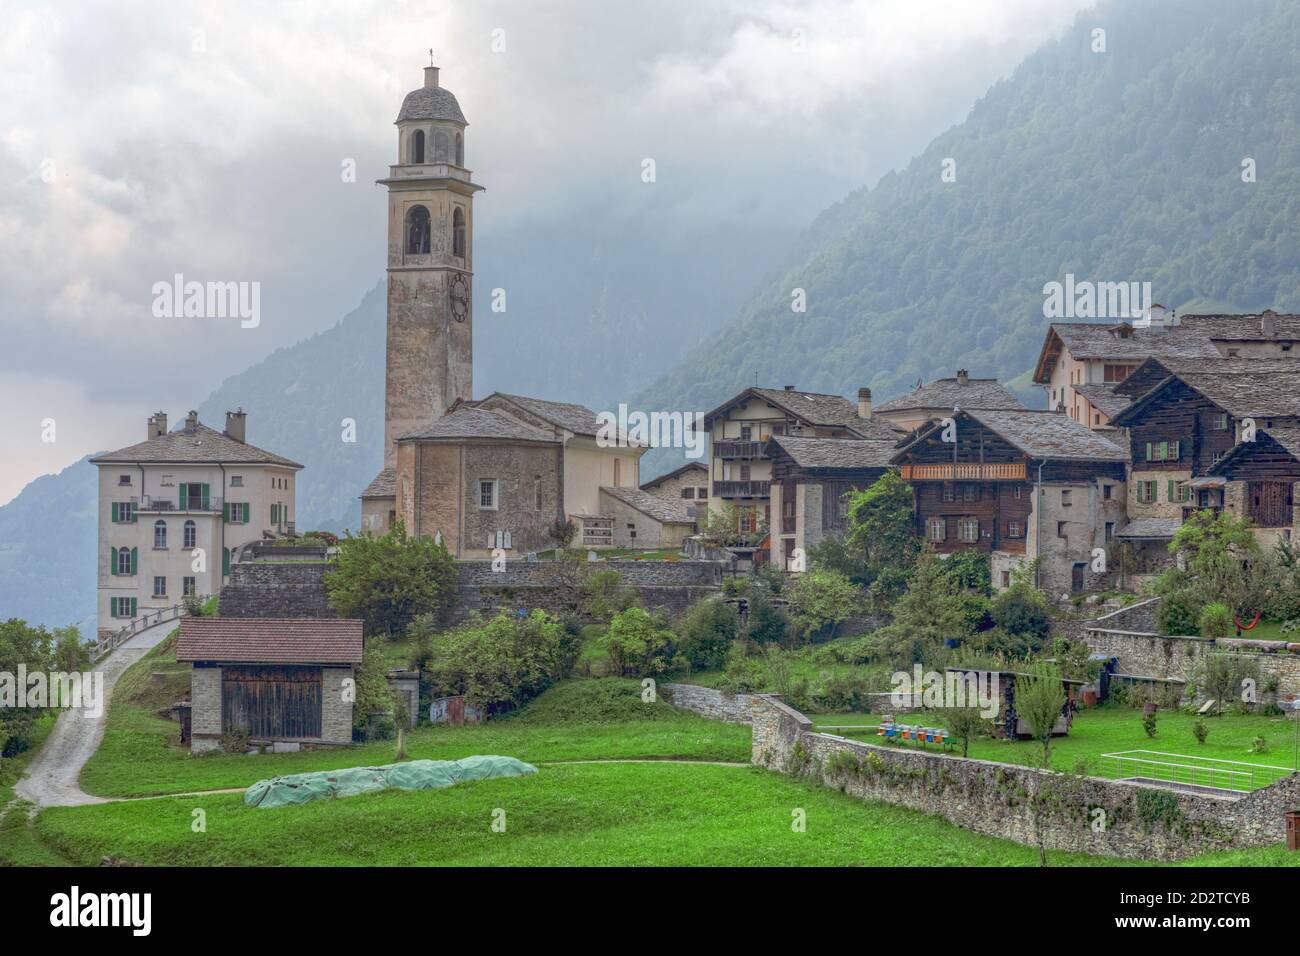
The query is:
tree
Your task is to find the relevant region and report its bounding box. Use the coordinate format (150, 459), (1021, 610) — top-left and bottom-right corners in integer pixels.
(783, 568), (862, 642)
(1168, 511), (1270, 617)
(929, 702), (989, 758)
(547, 518), (577, 555)
(1014, 662), (1066, 768)
(843, 471), (921, 596)
(601, 607), (676, 676)
(52, 626), (90, 674)
(697, 502), (766, 547)
(1192, 651), (1260, 715)
(990, 582), (1050, 643)
(0, 619), (55, 767)
(676, 599), (738, 670)
(324, 520), (458, 637)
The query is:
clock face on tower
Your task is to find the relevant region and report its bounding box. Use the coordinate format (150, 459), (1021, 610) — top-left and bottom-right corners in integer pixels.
(449, 273), (470, 323)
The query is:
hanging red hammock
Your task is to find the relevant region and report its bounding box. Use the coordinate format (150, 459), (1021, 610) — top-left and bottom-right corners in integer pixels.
(1234, 610), (1262, 631)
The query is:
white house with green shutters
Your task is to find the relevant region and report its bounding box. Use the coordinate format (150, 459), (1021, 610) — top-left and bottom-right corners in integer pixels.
(92, 409), (303, 639)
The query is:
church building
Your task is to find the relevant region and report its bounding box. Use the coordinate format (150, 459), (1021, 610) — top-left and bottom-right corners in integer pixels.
(360, 62), (644, 557)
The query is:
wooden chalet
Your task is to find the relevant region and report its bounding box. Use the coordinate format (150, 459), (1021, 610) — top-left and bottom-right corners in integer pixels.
(891, 409), (1127, 592)
(1209, 427), (1300, 535)
(765, 435), (897, 569)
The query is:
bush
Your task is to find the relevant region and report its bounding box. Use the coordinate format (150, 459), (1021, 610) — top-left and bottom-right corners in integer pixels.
(721, 577), (749, 598)
(1251, 736), (1269, 754)
(1197, 602), (1233, 639)
(989, 584), (1050, 640)
(1155, 586), (1201, 636)
(324, 520), (458, 637)
(745, 591), (788, 645)
(784, 568), (862, 642)
(580, 569), (638, 623)
(601, 607), (676, 676)
(219, 728), (251, 754)
(508, 678), (679, 723)
(676, 599), (739, 670)
(418, 610), (579, 714)
(1141, 712), (1158, 738)
(1192, 719), (1209, 745)
(351, 648), (408, 740)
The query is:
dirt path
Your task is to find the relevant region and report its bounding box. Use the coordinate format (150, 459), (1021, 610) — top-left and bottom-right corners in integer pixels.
(14, 620), (179, 808)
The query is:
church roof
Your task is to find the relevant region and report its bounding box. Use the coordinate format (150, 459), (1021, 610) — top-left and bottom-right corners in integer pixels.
(91, 421), (302, 468)
(397, 405), (559, 443)
(360, 467), (396, 499)
(478, 393), (609, 438)
(396, 85), (467, 125)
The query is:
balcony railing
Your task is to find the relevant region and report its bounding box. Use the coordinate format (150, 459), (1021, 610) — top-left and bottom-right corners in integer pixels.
(899, 463), (1026, 482)
(137, 494), (225, 513)
(713, 480), (771, 498)
(715, 440), (768, 460)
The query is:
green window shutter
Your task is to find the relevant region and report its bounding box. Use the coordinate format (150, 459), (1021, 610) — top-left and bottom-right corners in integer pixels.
(243, 502), (250, 524)
(1144, 442), (1152, 461)
(111, 502), (118, 522)
(1166, 480), (1174, 501)
(223, 502), (231, 523)
(130, 598), (137, 618)
(222, 547), (230, 577)
(130, 547), (138, 575)
(202, 483), (210, 510)
(109, 546), (117, 576)
(178, 483), (187, 509)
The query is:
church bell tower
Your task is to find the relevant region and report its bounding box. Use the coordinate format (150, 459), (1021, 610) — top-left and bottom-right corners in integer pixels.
(380, 59), (482, 466)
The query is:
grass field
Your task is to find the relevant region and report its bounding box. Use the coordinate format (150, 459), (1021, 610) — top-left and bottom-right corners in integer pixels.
(809, 706), (1300, 785)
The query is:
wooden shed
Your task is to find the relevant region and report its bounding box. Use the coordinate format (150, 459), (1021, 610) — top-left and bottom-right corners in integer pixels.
(177, 617), (363, 753)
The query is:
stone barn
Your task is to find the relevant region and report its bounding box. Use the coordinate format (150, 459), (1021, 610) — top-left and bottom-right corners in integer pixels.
(178, 617), (363, 753)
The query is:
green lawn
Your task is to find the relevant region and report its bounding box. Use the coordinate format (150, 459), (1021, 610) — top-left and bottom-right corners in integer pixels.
(35, 761), (1131, 867)
(810, 706), (1300, 787)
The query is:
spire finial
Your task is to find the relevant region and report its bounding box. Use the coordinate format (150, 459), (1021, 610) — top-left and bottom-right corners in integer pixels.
(428, 48), (435, 67)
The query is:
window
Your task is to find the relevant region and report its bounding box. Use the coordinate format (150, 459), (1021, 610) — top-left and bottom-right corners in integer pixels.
(116, 548), (133, 575)
(942, 485), (956, 502)
(1105, 521), (1115, 542)
(452, 208), (466, 258)
(404, 205), (431, 255)
(183, 576), (196, 597)
(1006, 520), (1024, 538)
(112, 501), (134, 523)
(1013, 485), (1023, 499)
(118, 474), (131, 486)
(1137, 480), (1157, 503)
(926, 517), (946, 542)
(153, 576), (167, 598)
(681, 487), (695, 499)
(410, 128), (425, 164)
(434, 129), (451, 163)
(697, 487), (707, 499)
(231, 475), (243, 487)
(738, 509), (755, 534)
(1103, 364), (1134, 383)
(478, 479), (498, 510)
(1103, 484), (1112, 501)
(628, 523), (637, 540)
(958, 518), (980, 543)
(112, 597), (136, 618)
(961, 484), (978, 502)
(1061, 489), (1072, 507)
(740, 426), (752, 440)
(740, 464), (751, 481)
(153, 519), (167, 549)
(455, 132), (464, 166)
(1056, 521), (1068, 538)
(1213, 412), (1229, 431)
(535, 475), (543, 510)
(1001, 571), (1011, 589)
(183, 519), (196, 549)
(228, 502), (247, 523)
(160, 474), (174, 486)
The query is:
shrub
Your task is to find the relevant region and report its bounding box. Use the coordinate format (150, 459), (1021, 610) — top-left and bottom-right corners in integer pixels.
(547, 518), (578, 552)
(418, 610), (579, 714)
(580, 569), (638, 624)
(219, 728), (251, 754)
(351, 648), (409, 740)
(745, 591), (788, 645)
(1141, 712), (1158, 738)
(324, 520), (458, 637)
(814, 674), (871, 712)
(1192, 719), (1209, 745)
(784, 568), (862, 642)
(1251, 736), (1269, 754)
(944, 550), (992, 595)
(601, 607), (676, 676)
(1156, 587), (1201, 636)
(989, 584), (1050, 640)
(52, 626), (91, 674)
(1197, 602), (1233, 639)
(676, 599), (739, 670)
(721, 577), (749, 598)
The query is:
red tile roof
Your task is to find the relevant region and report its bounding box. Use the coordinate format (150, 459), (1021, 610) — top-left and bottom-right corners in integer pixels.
(177, 618), (363, 665)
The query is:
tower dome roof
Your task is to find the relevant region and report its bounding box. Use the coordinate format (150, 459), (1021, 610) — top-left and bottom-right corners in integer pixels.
(396, 83), (467, 125)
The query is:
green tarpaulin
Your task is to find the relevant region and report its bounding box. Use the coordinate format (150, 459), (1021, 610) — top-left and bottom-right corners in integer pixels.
(244, 755), (538, 808)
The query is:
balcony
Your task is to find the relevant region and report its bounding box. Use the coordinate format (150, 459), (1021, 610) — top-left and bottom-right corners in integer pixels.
(899, 463), (1027, 482)
(385, 162), (474, 184)
(137, 493), (224, 513)
(713, 480), (771, 499)
(715, 440), (768, 460)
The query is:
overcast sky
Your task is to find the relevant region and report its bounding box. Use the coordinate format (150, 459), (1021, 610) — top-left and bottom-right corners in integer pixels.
(0, 0), (1092, 504)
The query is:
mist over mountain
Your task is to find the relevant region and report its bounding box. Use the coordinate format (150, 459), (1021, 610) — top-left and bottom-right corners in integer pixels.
(634, 0), (1300, 476)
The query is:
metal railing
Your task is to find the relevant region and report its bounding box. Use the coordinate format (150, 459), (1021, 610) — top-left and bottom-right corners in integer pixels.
(713, 480), (771, 498)
(91, 602), (193, 663)
(1099, 749), (1293, 793)
(715, 440), (768, 460)
(138, 494), (224, 513)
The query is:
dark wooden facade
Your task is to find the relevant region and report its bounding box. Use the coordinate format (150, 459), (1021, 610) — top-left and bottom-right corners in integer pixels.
(766, 451), (889, 536)
(1210, 431), (1300, 528)
(218, 665), (323, 740)
(1117, 379), (1238, 475)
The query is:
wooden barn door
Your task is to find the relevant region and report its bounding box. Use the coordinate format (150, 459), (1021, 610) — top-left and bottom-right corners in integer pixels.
(222, 666), (322, 739)
(1249, 481), (1292, 528)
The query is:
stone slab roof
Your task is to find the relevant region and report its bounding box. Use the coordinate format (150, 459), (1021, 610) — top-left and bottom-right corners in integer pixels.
(704, 386), (900, 440)
(177, 617), (363, 665)
(479, 393), (610, 438)
(640, 461), (707, 490)
(1073, 383), (1133, 418)
(599, 485), (693, 524)
(875, 378), (1025, 414)
(396, 85), (467, 124)
(91, 422), (302, 468)
(961, 409), (1129, 462)
(398, 405), (560, 443)
(1116, 369), (1300, 423)
(1209, 427), (1300, 476)
(361, 467), (396, 499)
(766, 436), (897, 471)
(1048, 322), (1222, 362)
(1117, 518), (1181, 540)
(1181, 313), (1300, 341)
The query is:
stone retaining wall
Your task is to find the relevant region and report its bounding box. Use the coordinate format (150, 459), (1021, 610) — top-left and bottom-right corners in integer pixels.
(749, 694), (1300, 861)
(660, 683), (756, 723)
(218, 562), (337, 618)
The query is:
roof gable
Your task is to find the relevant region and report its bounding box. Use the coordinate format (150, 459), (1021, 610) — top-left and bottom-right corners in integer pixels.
(91, 422), (302, 468)
(177, 618), (363, 665)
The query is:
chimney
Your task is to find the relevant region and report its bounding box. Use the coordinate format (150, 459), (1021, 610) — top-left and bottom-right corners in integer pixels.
(857, 387), (872, 419)
(424, 65), (439, 89)
(1149, 303), (1167, 327)
(147, 411), (168, 440)
(956, 369), (969, 385)
(784, 384), (796, 391)
(225, 409), (247, 443)
(184, 410), (198, 434)
(1262, 309), (1278, 338)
